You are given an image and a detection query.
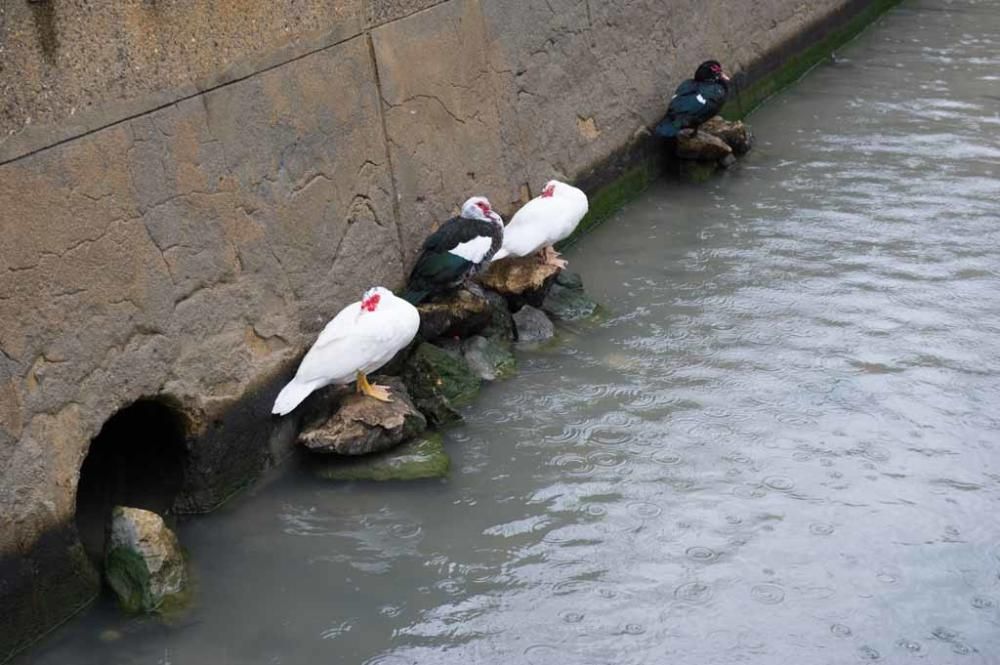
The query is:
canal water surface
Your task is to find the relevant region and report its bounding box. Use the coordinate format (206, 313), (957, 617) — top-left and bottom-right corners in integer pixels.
(22, 0), (1000, 663)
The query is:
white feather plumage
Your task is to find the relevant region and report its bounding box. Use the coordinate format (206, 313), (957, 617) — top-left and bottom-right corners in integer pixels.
(271, 287), (420, 415)
(494, 180), (589, 260)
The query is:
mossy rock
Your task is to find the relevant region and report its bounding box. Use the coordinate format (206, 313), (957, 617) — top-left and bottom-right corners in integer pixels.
(105, 546), (154, 614)
(542, 283), (598, 321)
(104, 507), (189, 616)
(401, 342), (482, 425)
(462, 335), (517, 381)
(313, 433), (450, 482)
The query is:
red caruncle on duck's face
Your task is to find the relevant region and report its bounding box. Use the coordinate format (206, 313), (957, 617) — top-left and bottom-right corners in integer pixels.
(361, 293), (381, 312)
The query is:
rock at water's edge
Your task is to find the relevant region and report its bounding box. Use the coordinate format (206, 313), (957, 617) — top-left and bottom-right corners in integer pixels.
(312, 433), (450, 482)
(542, 282), (598, 321)
(513, 305), (555, 343)
(478, 286), (516, 343)
(299, 377), (427, 455)
(415, 287), (494, 341)
(478, 256), (561, 310)
(401, 342), (482, 425)
(105, 507), (187, 614)
(462, 335), (517, 381)
(700, 116), (753, 155)
(676, 130), (733, 163)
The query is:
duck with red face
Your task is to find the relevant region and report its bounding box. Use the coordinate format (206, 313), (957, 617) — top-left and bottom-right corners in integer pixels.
(271, 286), (420, 414)
(655, 60), (731, 139)
(492, 179), (589, 269)
(401, 196), (504, 304)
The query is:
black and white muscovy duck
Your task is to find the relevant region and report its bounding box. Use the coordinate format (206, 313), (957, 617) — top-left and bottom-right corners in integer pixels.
(492, 180), (589, 269)
(654, 60), (731, 139)
(272, 286), (420, 413)
(401, 196), (504, 304)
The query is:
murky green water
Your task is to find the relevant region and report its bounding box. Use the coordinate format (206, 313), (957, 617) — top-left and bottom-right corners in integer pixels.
(22, 1), (1000, 663)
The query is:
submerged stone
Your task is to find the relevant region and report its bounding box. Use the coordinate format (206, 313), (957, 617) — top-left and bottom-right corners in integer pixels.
(513, 305), (555, 343)
(462, 335), (517, 381)
(298, 377), (426, 456)
(312, 433), (450, 482)
(478, 256), (561, 310)
(555, 270), (584, 291)
(401, 342), (481, 425)
(542, 273), (598, 321)
(104, 507), (187, 614)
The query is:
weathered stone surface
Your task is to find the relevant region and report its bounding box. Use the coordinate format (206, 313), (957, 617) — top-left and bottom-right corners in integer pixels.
(701, 116), (754, 155)
(366, 0), (449, 26)
(0, 35), (404, 653)
(371, 0), (517, 262)
(299, 378), (426, 456)
(312, 433), (450, 482)
(415, 287), (494, 341)
(401, 343), (481, 425)
(0, 2), (366, 161)
(676, 130), (734, 162)
(104, 507), (187, 614)
(478, 257), (562, 310)
(461, 336), (517, 381)
(513, 306), (556, 343)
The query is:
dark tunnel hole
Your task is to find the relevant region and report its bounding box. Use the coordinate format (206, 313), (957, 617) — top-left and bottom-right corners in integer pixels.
(75, 398), (188, 565)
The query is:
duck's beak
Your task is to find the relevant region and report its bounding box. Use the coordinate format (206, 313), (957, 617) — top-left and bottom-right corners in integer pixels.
(721, 72), (731, 83)
(489, 210), (503, 225)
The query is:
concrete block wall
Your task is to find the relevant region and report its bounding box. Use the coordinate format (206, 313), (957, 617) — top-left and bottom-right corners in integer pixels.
(1, 0), (866, 657)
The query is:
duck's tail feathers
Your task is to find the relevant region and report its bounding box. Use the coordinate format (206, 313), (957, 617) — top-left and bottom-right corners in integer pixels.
(401, 289), (429, 305)
(654, 119), (681, 139)
(272, 379), (320, 416)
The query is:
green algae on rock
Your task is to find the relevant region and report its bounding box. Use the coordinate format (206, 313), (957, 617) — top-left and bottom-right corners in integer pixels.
(462, 336), (517, 381)
(104, 507), (188, 615)
(542, 271), (599, 321)
(312, 433), (450, 482)
(402, 343), (482, 425)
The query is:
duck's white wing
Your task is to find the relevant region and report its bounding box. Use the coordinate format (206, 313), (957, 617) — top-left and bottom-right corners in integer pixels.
(502, 198), (560, 256)
(292, 304), (365, 386)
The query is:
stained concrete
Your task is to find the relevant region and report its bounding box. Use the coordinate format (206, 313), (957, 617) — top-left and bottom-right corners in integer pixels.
(0, 0), (894, 658)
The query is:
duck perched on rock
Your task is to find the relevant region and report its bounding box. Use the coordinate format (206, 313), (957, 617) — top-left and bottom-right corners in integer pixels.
(492, 180), (589, 269)
(402, 197), (504, 305)
(272, 287), (420, 414)
(655, 60), (730, 139)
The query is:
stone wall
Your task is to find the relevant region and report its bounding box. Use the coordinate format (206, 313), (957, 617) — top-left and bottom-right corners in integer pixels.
(1, 0), (885, 658)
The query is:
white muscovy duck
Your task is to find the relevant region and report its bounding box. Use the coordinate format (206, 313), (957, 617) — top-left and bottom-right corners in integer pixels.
(271, 286), (420, 415)
(492, 180), (589, 269)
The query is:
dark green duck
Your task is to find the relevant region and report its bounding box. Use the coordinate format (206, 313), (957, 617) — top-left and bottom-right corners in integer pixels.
(655, 60), (731, 138)
(402, 196), (504, 305)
